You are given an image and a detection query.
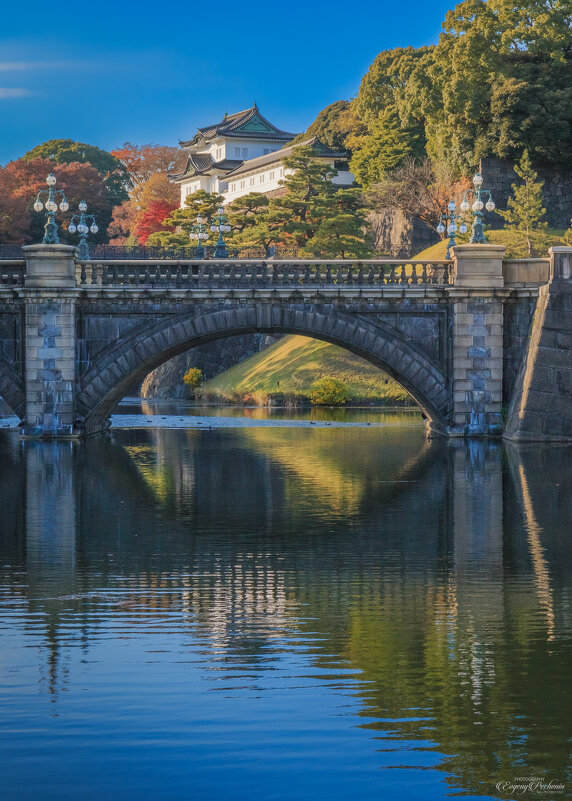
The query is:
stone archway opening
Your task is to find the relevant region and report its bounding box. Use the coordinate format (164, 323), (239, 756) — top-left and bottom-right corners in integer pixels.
(76, 304), (450, 436)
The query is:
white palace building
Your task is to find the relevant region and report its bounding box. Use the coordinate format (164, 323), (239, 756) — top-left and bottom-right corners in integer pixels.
(170, 104), (354, 207)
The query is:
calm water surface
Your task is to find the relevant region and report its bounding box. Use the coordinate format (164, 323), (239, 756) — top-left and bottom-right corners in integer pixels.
(1, 414), (571, 800)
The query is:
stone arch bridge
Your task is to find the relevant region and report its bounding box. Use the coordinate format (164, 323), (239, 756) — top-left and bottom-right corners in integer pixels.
(0, 243), (571, 440)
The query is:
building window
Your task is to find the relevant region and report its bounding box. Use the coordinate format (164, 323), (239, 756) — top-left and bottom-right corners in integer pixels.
(231, 183), (236, 191)
(279, 168), (283, 177)
(259, 174), (264, 183)
(235, 147), (240, 158)
(249, 177), (255, 186)
(216, 148), (221, 160)
(242, 148), (248, 159)
(240, 180), (245, 189)
(270, 171), (275, 180)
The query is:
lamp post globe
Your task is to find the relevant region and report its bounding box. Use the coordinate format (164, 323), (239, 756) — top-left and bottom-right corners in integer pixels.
(33, 174), (70, 244)
(68, 200), (98, 260)
(190, 215), (208, 259)
(211, 205), (231, 259)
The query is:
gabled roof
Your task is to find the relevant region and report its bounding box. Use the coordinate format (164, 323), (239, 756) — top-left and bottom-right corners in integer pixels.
(223, 137), (349, 179)
(180, 104), (298, 148)
(169, 154), (243, 182)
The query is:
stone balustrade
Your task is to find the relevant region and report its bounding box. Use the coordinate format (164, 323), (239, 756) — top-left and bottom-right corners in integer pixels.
(74, 259), (453, 288)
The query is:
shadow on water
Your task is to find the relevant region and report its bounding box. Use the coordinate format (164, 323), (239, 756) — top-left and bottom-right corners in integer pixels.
(0, 426), (571, 800)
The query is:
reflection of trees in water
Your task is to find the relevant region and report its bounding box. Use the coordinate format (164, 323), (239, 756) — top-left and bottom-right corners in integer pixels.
(1, 430), (571, 796)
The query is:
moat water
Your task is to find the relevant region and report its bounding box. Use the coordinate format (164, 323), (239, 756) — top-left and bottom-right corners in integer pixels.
(0, 407), (571, 800)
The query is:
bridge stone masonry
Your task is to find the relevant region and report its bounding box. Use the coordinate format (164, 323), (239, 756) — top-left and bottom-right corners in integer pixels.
(0, 242), (570, 440)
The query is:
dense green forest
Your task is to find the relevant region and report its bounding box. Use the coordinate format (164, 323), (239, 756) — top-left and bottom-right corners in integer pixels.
(301, 0), (572, 186)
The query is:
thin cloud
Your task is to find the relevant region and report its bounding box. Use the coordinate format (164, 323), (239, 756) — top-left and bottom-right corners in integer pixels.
(0, 61), (77, 71)
(0, 87), (30, 98)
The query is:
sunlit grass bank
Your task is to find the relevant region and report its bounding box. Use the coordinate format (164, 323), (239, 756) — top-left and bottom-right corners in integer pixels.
(195, 335), (412, 406)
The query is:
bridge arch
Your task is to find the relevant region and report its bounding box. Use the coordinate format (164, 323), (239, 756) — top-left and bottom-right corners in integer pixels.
(76, 304), (451, 434)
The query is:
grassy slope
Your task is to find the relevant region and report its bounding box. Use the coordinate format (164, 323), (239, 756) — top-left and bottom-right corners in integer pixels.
(196, 335), (411, 405)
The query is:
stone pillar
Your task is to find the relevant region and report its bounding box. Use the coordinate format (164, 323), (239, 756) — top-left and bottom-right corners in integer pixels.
(20, 245), (79, 438)
(447, 245), (506, 436)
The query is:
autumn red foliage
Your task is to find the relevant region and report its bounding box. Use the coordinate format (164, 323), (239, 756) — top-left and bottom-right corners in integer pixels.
(134, 200), (179, 244)
(111, 143), (184, 202)
(0, 158), (112, 245)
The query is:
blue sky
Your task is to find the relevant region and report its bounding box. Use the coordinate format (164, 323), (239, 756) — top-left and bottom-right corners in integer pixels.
(0, 0), (453, 164)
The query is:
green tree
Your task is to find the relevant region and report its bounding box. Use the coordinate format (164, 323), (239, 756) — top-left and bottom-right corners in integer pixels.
(226, 192), (269, 235)
(22, 139), (130, 206)
(496, 150), (550, 256)
(268, 145), (337, 250)
(147, 190), (223, 248)
(302, 189), (371, 258)
(292, 100), (358, 152)
(309, 377), (351, 406)
(424, 0), (572, 170)
(349, 107), (416, 188)
(225, 193), (281, 256)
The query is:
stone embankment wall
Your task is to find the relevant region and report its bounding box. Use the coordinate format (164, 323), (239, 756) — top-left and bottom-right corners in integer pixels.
(505, 249), (572, 440)
(368, 210), (439, 257)
(481, 157), (572, 230)
(140, 334), (276, 399)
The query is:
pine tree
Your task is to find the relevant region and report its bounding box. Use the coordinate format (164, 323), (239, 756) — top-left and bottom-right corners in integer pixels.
(496, 150), (548, 257)
(147, 190), (223, 248)
(268, 145), (337, 249)
(302, 189), (371, 258)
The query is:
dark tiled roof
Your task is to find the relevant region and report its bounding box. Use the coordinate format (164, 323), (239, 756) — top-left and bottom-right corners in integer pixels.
(180, 105), (298, 148)
(169, 154), (244, 182)
(212, 158), (244, 171)
(224, 138), (348, 178)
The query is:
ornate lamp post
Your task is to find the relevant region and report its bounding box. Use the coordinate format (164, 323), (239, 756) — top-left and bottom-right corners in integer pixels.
(437, 201), (468, 258)
(460, 173), (496, 244)
(190, 215), (209, 259)
(210, 206), (231, 259)
(33, 173), (69, 244)
(68, 201), (98, 260)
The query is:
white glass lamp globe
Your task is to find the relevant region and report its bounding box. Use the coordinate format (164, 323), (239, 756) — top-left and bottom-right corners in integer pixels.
(90, 224), (98, 234)
(68, 224), (77, 234)
(210, 225), (216, 232)
(78, 201), (88, 212)
(448, 201), (456, 212)
(448, 223), (458, 234)
(223, 225), (231, 232)
(473, 173), (483, 187)
(472, 200), (484, 212)
(46, 201), (57, 212)
(459, 223), (468, 234)
(485, 200), (495, 211)
(436, 223), (445, 234)
(46, 174), (56, 186)
(217, 206), (224, 215)
(460, 200), (470, 212)
(33, 201), (43, 212)
(59, 201), (69, 212)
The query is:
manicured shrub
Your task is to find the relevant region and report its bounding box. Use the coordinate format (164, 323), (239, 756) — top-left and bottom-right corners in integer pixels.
(309, 377), (351, 406)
